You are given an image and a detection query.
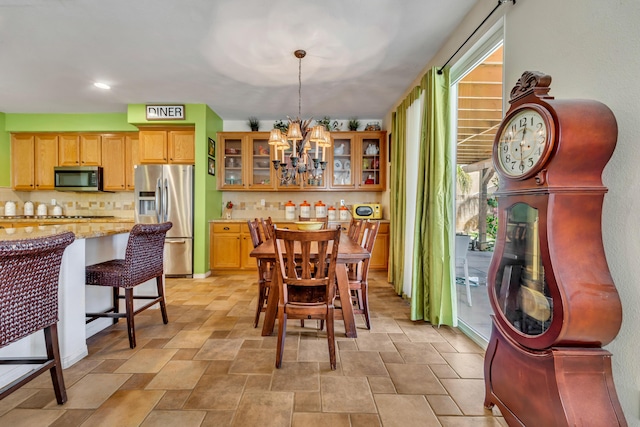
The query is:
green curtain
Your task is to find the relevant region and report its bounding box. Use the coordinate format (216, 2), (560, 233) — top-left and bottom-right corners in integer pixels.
(410, 67), (455, 325)
(389, 86), (421, 295)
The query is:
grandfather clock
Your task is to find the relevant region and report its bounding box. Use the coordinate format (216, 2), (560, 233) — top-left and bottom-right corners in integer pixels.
(483, 71), (627, 426)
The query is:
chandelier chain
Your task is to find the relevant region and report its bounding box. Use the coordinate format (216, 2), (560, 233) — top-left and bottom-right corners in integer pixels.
(298, 55), (302, 118)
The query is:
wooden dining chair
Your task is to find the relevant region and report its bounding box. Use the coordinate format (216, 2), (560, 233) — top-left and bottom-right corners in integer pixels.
(273, 227), (341, 369)
(0, 231), (75, 404)
(248, 218), (273, 327)
(348, 220), (379, 329)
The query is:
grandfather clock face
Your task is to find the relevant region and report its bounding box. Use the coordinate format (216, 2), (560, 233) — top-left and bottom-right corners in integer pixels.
(497, 108), (550, 178)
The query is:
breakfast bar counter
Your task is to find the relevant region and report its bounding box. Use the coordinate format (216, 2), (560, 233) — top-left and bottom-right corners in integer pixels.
(0, 222), (141, 389)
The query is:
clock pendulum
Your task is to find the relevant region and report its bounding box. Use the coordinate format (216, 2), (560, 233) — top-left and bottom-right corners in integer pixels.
(483, 71), (627, 426)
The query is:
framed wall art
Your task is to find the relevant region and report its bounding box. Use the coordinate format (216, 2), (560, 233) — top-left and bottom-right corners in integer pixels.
(208, 138), (216, 157)
(208, 157), (215, 176)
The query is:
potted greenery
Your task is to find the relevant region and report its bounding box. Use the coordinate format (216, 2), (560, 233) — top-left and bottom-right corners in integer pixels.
(273, 120), (289, 133)
(348, 117), (360, 131)
(247, 117), (260, 131)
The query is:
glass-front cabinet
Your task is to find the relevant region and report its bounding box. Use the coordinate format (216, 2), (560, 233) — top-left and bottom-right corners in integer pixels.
(328, 131), (386, 191)
(494, 202), (551, 336)
(218, 132), (275, 190)
(218, 130), (386, 192)
(330, 134), (354, 188)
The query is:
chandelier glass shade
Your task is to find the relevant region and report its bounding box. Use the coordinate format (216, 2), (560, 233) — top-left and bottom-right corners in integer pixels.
(269, 50), (332, 186)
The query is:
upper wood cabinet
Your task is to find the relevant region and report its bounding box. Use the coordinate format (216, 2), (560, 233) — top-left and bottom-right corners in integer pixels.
(217, 130), (386, 192)
(11, 132), (137, 192)
(125, 134), (139, 190)
(328, 131), (386, 191)
(101, 135), (127, 191)
(138, 128), (194, 164)
(168, 130), (195, 164)
(11, 134), (58, 191)
(217, 132), (275, 191)
(58, 134), (102, 166)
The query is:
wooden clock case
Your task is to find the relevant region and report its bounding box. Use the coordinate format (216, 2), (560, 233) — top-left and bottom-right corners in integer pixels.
(483, 71), (627, 426)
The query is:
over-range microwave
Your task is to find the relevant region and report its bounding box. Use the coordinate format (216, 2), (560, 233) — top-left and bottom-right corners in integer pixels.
(351, 203), (382, 219)
(54, 166), (105, 192)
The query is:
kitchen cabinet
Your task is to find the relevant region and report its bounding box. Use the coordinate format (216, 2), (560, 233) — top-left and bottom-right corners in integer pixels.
(217, 131), (386, 192)
(369, 222), (389, 270)
(138, 128), (194, 164)
(329, 131), (386, 191)
(125, 134), (139, 190)
(58, 134), (102, 166)
(11, 134), (35, 190)
(11, 134), (58, 191)
(218, 132), (275, 191)
(101, 133), (139, 191)
(209, 222), (257, 270)
(101, 135), (127, 191)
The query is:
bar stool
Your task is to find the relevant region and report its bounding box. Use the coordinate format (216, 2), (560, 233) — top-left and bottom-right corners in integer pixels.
(85, 222), (172, 349)
(0, 231), (75, 404)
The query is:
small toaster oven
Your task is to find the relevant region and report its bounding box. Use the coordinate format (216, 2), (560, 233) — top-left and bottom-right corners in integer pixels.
(351, 203), (382, 219)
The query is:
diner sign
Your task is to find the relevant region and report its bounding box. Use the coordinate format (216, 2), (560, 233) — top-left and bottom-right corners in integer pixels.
(146, 105), (185, 120)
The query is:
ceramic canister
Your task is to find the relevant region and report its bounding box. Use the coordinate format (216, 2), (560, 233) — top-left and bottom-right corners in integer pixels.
(285, 200), (296, 220)
(315, 200), (326, 218)
(327, 205), (337, 221)
(4, 201), (16, 216)
(299, 200), (311, 218)
(339, 205), (349, 221)
(24, 201), (34, 215)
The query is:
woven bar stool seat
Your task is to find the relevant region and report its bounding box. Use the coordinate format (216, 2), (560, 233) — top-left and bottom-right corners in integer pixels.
(85, 222), (172, 349)
(0, 231), (75, 405)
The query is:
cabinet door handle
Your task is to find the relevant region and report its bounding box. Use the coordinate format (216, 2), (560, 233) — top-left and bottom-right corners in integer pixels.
(223, 227), (230, 230)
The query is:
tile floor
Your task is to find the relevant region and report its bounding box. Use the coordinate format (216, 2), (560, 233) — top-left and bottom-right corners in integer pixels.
(0, 271), (505, 427)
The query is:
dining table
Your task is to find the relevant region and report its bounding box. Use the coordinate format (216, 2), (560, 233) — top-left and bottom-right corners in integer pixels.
(250, 231), (370, 338)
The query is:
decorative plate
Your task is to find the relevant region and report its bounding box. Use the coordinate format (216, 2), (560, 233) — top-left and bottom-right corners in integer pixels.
(334, 160), (342, 171)
(343, 160), (351, 171)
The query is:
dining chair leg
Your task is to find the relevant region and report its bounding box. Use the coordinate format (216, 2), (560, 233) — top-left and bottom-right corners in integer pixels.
(254, 280), (265, 328)
(125, 288), (136, 349)
(276, 309), (287, 368)
(326, 306), (336, 370)
(44, 324), (67, 404)
(157, 275), (169, 324)
(362, 281), (371, 330)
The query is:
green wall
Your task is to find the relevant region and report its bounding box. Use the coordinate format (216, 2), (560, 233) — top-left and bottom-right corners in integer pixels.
(0, 114), (8, 187)
(2, 105), (223, 276)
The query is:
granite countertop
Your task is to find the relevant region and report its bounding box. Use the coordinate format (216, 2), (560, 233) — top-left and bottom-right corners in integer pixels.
(0, 216), (134, 224)
(0, 222), (134, 241)
(209, 218), (389, 224)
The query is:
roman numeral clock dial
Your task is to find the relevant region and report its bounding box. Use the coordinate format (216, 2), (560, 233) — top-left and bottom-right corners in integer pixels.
(498, 108), (549, 178)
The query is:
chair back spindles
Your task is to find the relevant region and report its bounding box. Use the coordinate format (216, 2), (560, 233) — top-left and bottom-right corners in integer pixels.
(348, 218), (364, 242)
(260, 217), (274, 240)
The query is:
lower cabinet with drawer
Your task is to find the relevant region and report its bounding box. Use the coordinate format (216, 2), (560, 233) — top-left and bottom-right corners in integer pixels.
(209, 220), (389, 272)
(210, 222), (257, 270)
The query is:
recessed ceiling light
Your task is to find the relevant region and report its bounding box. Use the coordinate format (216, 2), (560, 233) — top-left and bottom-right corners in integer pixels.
(93, 82), (111, 90)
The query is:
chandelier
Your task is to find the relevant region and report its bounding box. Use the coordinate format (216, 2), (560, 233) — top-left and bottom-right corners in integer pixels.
(269, 50), (332, 186)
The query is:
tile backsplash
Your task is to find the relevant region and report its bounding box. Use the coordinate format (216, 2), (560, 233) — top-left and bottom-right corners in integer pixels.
(221, 191), (386, 220)
(0, 187), (135, 218)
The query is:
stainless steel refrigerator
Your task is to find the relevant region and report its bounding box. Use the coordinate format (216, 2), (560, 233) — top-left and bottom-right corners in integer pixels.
(134, 164), (194, 277)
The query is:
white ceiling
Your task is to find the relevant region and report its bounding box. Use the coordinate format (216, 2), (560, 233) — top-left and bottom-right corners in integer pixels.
(0, 0), (477, 120)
